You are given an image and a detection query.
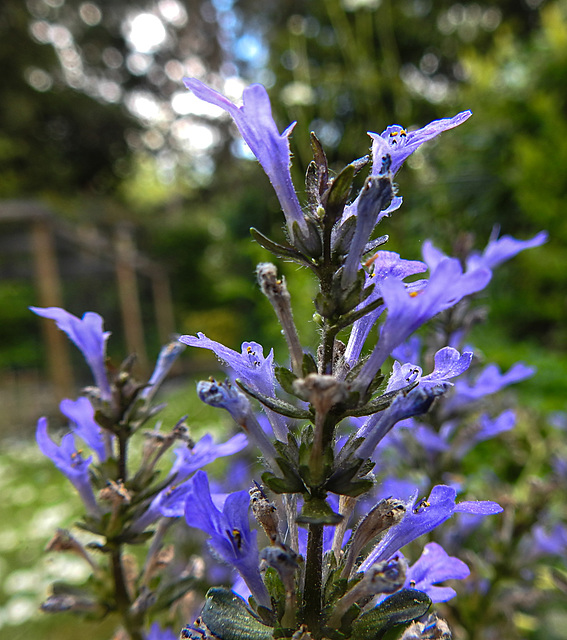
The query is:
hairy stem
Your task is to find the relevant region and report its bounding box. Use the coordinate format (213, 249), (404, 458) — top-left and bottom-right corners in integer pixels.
(117, 427), (129, 482)
(302, 523), (324, 637)
(111, 548), (143, 640)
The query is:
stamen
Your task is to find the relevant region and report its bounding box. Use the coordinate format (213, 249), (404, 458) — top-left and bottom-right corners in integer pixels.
(231, 528), (242, 549)
(413, 498), (431, 514)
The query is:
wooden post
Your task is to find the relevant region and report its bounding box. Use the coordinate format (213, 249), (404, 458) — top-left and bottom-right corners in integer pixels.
(151, 266), (176, 344)
(113, 224), (149, 374)
(30, 214), (74, 399)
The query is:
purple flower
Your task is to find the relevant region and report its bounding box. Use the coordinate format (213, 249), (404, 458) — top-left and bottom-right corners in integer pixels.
(36, 417), (100, 517)
(420, 347), (473, 391)
(195, 379), (279, 471)
(180, 333), (275, 396)
(132, 432), (247, 532)
(405, 542), (470, 602)
(146, 622), (177, 640)
(354, 347), (472, 459)
(180, 333), (287, 440)
(132, 482), (193, 532)
(343, 252), (427, 369)
(59, 397), (110, 463)
(445, 362), (534, 414)
(169, 432), (248, 483)
(341, 170), (396, 290)
(422, 230), (547, 274)
(183, 470), (270, 607)
(356, 258), (491, 391)
(354, 386), (446, 459)
(387, 347), (473, 394)
(368, 111), (472, 176)
(391, 335), (422, 366)
(414, 423), (451, 455)
(466, 229), (548, 272)
(529, 523), (567, 557)
(183, 78), (306, 235)
(474, 410), (516, 443)
(30, 307), (112, 401)
(359, 485), (502, 571)
(140, 339), (186, 402)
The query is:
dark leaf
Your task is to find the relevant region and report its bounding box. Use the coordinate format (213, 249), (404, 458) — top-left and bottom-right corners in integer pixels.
(351, 589), (431, 640)
(201, 588), (274, 640)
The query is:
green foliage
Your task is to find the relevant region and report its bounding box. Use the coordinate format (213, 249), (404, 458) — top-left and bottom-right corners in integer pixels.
(441, 0), (567, 347)
(0, 282), (41, 368)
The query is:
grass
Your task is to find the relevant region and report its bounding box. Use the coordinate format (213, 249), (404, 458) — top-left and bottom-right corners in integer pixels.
(0, 376), (230, 639)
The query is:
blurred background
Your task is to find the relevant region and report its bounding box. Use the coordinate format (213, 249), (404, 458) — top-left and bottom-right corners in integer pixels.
(0, 0), (566, 637)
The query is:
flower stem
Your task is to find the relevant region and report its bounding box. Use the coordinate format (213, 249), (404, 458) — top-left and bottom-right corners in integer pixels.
(117, 427), (129, 482)
(302, 522), (324, 637)
(111, 548), (143, 640)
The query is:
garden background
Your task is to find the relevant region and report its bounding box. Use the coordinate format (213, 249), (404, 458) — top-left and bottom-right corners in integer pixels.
(0, 0), (566, 638)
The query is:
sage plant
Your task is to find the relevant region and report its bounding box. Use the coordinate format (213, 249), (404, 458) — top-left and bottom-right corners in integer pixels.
(32, 77), (547, 640)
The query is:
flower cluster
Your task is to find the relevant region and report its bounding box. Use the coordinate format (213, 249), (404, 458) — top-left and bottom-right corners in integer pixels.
(32, 77), (549, 640)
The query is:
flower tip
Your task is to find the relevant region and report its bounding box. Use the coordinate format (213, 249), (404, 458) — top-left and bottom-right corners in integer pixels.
(29, 305), (56, 317)
(182, 76), (201, 91)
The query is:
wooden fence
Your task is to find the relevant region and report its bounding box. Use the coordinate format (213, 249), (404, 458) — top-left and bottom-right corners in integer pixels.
(0, 200), (176, 436)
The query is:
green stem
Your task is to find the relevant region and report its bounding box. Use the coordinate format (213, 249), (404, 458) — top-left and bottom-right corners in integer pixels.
(302, 523), (324, 637)
(320, 321), (338, 375)
(111, 548), (143, 640)
(117, 427), (129, 482)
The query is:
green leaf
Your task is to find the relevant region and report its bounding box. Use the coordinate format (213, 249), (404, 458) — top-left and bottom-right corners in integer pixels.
(274, 366), (298, 395)
(273, 435), (299, 465)
(263, 567), (286, 622)
(201, 588), (275, 640)
(351, 589), (431, 640)
(325, 163), (356, 226)
(292, 218), (323, 259)
(310, 131), (329, 178)
(302, 352), (318, 376)
(334, 268), (366, 316)
(262, 455), (306, 494)
(250, 227), (305, 263)
(236, 378), (311, 419)
(325, 457), (375, 497)
(332, 215), (356, 259)
(296, 497), (343, 525)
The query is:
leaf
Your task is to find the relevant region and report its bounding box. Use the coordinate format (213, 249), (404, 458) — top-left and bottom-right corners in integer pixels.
(250, 227), (307, 264)
(274, 366), (298, 395)
(310, 132), (329, 183)
(351, 589), (431, 640)
(291, 218), (323, 260)
(263, 567), (286, 622)
(201, 588), (275, 640)
(332, 214), (357, 259)
(302, 352), (318, 376)
(262, 454), (306, 494)
(236, 378), (311, 419)
(325, 163), (356, 226)
(324, 457), (375, 497)
(296, 497), (343, 525)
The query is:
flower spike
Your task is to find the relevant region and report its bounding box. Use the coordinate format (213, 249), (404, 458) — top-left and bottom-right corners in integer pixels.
(30, 307), (112, 401)
(183, 78), (307, 237)
(369, 110), (472, 175)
